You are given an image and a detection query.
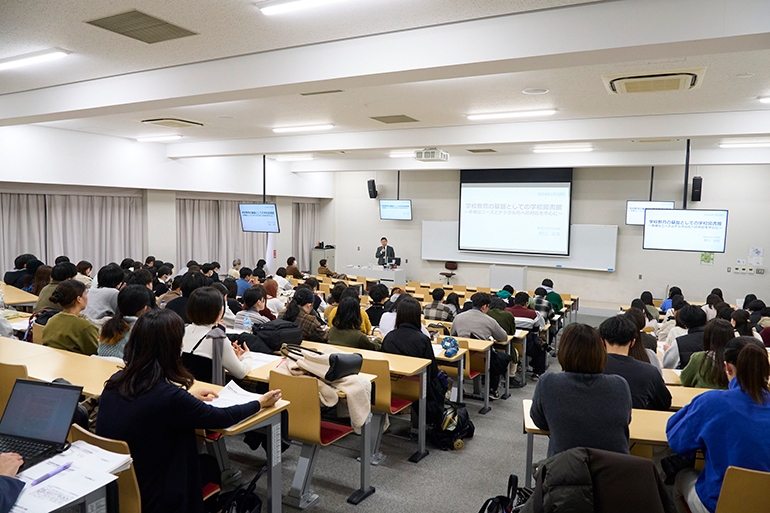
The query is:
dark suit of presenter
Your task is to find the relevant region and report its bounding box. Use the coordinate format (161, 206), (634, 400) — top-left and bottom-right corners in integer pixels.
(376, 245), (395, 266)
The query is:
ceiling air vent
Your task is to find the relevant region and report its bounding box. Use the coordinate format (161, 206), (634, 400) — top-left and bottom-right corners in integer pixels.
(602, 68), (706, 94)
(142, 118), (203, 128)
(87, 10), (197, 44)
(467, 148), (497, 153)
(370, 115), (419, 124)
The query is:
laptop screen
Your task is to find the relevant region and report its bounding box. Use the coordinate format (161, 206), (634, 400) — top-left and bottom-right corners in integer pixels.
(0, 379), (83, 444)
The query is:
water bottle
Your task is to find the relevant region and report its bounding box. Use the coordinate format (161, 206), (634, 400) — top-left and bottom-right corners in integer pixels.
(243, 313), (252, 332)
(160, 299), (166, 309)
(0, 289), (5, 312)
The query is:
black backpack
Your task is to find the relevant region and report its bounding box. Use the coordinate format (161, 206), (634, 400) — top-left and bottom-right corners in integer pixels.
(478, 475), (531, 513)
(216, 466), (267, 513)
(429, 403), (475, 450)
(240, 319), (303, 353)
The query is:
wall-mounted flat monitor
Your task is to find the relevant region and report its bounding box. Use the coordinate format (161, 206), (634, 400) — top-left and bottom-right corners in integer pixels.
(380, 199), (413, 221)
(643, 209), (728, 253)
(239, 203), (280, 233)
(625, 200), (675, 225)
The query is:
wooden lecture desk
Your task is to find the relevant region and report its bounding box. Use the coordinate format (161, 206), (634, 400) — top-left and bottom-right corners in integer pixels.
(521, 399), (673, 487)
(246, 349), (378, 505)
(663, 369), (682, 386)
(0, 336), (288, 513)
(0, 283), (37, 307)
(669, 385), (710, 410)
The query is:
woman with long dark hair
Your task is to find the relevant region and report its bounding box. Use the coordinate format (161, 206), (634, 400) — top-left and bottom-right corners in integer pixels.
(667, 337), (770, 513)
(97, 309), (281, 513)
(680, 319), (732, 389)
(731, 309), (762, 340)
(98, 285), (156, 358)
(329, 297), (381, 350)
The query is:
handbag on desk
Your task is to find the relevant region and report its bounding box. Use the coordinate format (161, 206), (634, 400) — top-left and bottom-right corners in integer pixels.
(280, 344), (363, 382)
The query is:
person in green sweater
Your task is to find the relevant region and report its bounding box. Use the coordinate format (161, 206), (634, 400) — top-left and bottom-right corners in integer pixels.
(541, 278), (563, 312)
(680, 318), (732, 389)
(487, 297), (517, 336)
(42, 280), (99, 355)
(34, 262), (78, 311)
(328, 297), (381, 350)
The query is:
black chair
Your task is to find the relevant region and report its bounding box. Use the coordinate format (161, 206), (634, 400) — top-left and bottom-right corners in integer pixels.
(440, 261), (458, 284)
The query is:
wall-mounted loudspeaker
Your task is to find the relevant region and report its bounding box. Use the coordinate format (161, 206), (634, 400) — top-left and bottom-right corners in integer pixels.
(691, 176), (702, 202)
(367, 179), (378, 199)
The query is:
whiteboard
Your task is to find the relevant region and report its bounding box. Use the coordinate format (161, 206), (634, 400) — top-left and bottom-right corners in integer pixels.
(421, 221), (617, 272)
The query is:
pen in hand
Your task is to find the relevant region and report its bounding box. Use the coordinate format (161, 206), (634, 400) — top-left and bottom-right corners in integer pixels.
(31, 461), (72, 486)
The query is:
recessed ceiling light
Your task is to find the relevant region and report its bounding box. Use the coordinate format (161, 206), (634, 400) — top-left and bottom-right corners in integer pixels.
(719, 141), (770, 149)
(759, 97), (770, 104)
(272, 124), (334, 134)
(467, 109), (556, 121)
(533, 145), (593, 153)
(135, 135), (183, 142)
(389, 151), (417, 158)
(273, 155), (315, 161)
(522, 88), (549, 95)
(257, 0), (350, 16)
(0, 48), (70, 72)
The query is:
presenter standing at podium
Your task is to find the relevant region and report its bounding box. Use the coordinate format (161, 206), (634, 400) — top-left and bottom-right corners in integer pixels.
(376, 237), (395, 266)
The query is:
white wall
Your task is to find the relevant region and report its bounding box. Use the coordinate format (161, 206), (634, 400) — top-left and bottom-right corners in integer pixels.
(327, 166), (770, 305)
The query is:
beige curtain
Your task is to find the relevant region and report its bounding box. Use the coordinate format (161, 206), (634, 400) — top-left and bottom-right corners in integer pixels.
(292, 202), (319, 274)
(0, 193), (46, 272)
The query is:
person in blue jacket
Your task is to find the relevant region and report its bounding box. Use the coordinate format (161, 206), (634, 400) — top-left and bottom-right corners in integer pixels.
(666, 336), (770, 513)
(0, 452), (24, 513)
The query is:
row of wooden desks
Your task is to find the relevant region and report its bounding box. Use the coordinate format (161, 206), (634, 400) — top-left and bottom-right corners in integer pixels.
(0, 283), (38, 306)
(0, 337), (288, 513)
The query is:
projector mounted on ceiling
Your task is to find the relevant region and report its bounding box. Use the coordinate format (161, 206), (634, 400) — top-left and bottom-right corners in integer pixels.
(414, 148), (449, 161)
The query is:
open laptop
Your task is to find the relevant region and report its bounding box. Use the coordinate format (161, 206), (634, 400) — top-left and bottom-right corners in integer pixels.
(0, 379), (83, 470)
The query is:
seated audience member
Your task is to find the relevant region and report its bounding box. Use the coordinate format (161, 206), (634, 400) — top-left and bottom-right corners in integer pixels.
(144, 255), (155, 268)
(157, 275), (183, 306)
(382, 286), (403, 311)
(228, 259), (241, 279)
(680, 319), (732, 389)
(221, 277), (243, 316)
(302, 277), (325, 312)
(283, 288), (327, 342)
(540, 278), (563, 312)
(640, 291), (660, 321)
(263, 279), (285, 317)
(234, 286), (271, 330)
(183, 287), (252, 382)
(126, 268), (154, 290)
(743, 293), (757, 309)
(30, 264), (52, 295)
(151, 266), (171, 297)
(709, 287), (723, 301)
(54, 255), (70, 265)
(747, 299), (765, 327)
(17, 258), (42, 293)
(530, 323), (632, 457)
(166, 272), (208, 324)
(74, 260), (93, 289)
(507, 291), (547, 378)
(253, 259), (267, 282)
(0, 452), (24, 512)
(323, 281), (346, 319)
(663, 305), (707, 369)
(667, 337), (770, 513)
(623, 308), (661, 373)
(273, 267), (293, 291)
(329, 297), (382, 350)
(83, 264), (124, 320)
(317, 258), (347, 280)
(701, 293), (721, 322)
(285, 256), (303, 279)
(532, 287), (555, 322)
(599, 315), (671, 410)
(496, 284), (514, 307)
(444, 292), (461, 318)
(201, 263), (219, 283)
(97, 309), (280, 513)
(366, 284), (389, 326)
(732, 309), (763, 340)
(379, 294), (431, 338)
(35, 262), (78, 311)
(119, 258), (135, 271)
(211, 282), (236, 328)
(382, 297), (444, 427)
(98, 285), (156, 358)
(659, 295), (687, 342)
(451, 292), (508, 342)
(631, 298), (659, 335)
(486, 296), (517, 335)
(42, 280), (98, 355)
(3, 253), (37, 288)
(327, 287), (372, 335)
(716, 304), (734, 321)
(758, 307), (770, 347)
(660, 286), (683, 313)
(423, 288), (454, 321)
(235, 267), (253, 297)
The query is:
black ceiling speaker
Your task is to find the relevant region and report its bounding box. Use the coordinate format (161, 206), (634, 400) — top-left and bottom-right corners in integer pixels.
(367, 179), (378, 199)
(691, 176), (702, 201)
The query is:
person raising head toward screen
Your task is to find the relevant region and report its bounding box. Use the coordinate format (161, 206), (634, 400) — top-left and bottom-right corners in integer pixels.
(375, 237), (395, 266)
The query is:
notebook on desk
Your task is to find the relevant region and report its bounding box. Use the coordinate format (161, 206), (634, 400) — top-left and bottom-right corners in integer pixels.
(0, 379), (83, 470)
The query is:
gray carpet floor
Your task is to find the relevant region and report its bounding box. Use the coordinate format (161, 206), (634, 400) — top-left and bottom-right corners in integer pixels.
(223, 314), (607, 512)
